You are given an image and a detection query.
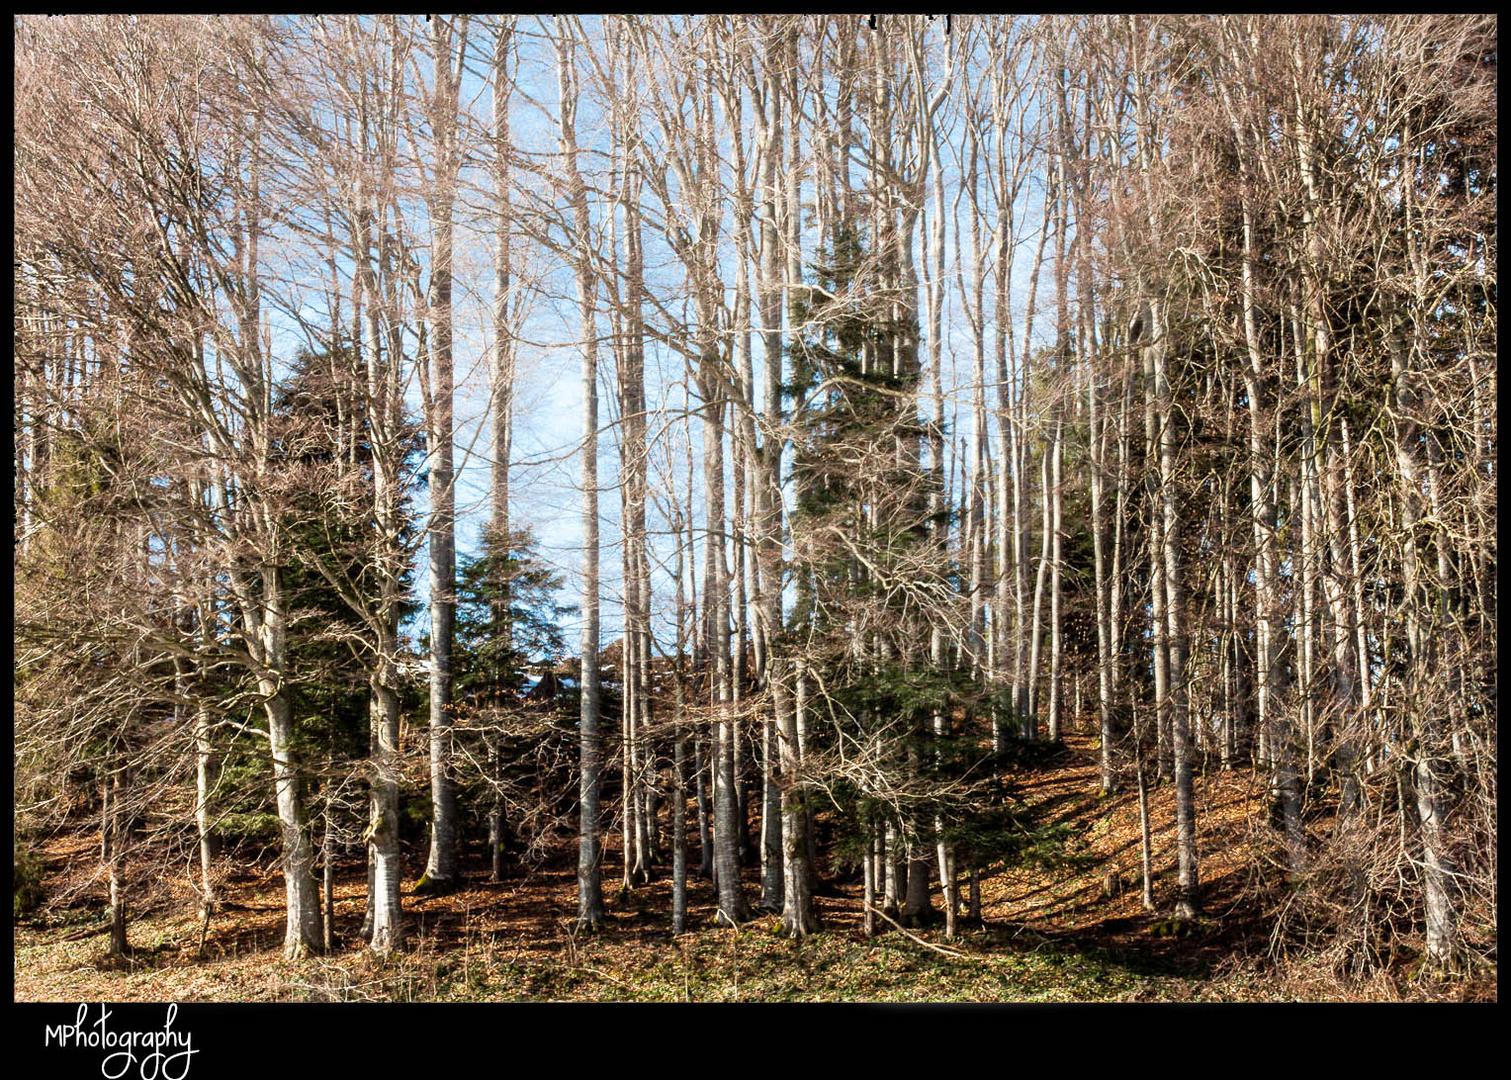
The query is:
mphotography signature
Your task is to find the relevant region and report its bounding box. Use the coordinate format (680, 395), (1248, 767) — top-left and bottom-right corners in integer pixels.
(43, 1003), (197, 1080)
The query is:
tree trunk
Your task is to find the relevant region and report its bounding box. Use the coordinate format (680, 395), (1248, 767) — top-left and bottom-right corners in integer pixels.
(557, 25), (604, 930)
(421, 15), (466, 895)
(672, 504), (691, 934)
(367, 662), (404, 954)
(268, 687), (325, 958)
(487, 16), (518, 887)
(104, 761), (129, 958)
(1048, 413), (1064, 742)
(1150, 297), (1198, 919)
(779, 662), (817, 936)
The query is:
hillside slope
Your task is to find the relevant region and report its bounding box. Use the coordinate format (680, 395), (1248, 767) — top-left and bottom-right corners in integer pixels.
(13, 734), (1491, 1002)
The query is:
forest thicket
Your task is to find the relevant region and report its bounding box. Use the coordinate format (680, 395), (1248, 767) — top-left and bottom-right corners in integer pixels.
(13, 14), (1496, 998)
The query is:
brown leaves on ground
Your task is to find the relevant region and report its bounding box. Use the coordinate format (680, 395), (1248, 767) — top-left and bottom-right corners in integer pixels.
(12, 733), (1490, 1002)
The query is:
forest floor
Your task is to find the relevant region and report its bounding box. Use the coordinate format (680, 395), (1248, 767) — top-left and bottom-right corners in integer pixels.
(13, 733), (1493, 1002)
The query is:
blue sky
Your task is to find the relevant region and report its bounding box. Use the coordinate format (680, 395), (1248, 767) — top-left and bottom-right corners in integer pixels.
(267, 16), (1062, 659)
